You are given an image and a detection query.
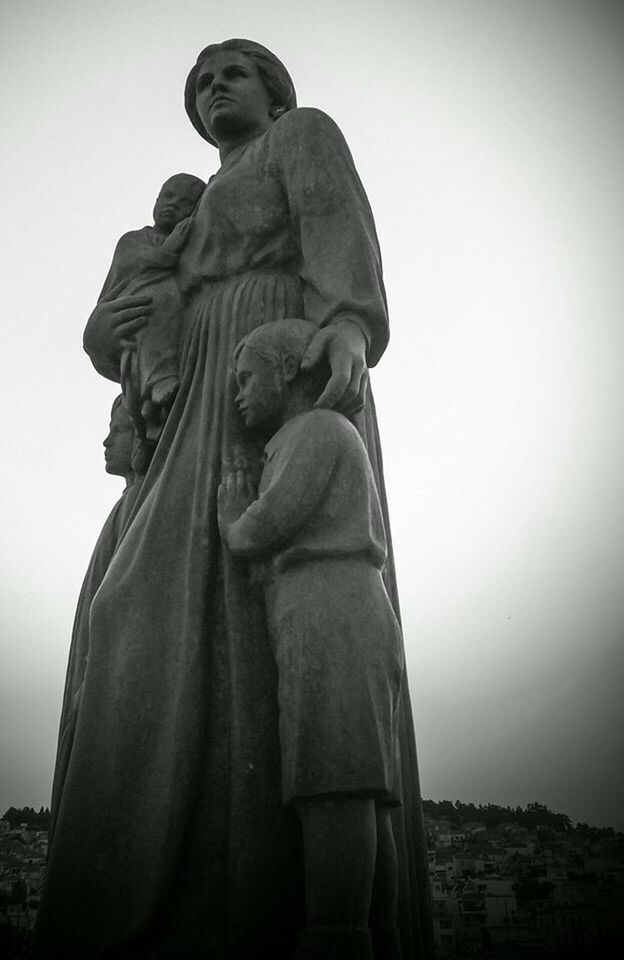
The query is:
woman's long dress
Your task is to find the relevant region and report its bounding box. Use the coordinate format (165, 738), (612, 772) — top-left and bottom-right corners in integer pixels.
(47, 481), (140, 848)
(34, 108), (433, 960)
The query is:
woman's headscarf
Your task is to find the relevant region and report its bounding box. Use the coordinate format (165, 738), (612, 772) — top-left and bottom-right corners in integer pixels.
(185, 39), (297, 146)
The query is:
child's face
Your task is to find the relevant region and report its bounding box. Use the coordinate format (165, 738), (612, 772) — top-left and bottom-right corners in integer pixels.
(153, 178), (202, 232)
(235, 346), (284, 431)
(103, 403), (135, 476)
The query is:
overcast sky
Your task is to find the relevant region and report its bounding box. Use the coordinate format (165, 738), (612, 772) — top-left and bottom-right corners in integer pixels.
(2, 0), (623, 830)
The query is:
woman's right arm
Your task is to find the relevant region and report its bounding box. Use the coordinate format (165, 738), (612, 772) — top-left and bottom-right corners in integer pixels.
(83, 286), (152, 382)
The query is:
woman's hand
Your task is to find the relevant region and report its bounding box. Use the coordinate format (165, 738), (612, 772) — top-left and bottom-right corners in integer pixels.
(300, 320), (369, 414)
(83, 282), (153, 381)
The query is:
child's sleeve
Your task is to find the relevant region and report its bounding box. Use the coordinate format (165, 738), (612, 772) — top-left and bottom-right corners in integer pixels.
(226, 416), (340, 557)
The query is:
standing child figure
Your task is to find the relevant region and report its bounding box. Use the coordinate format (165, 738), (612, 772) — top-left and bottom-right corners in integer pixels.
(97, 173), (206, 442)
(218, 319), (405, 960)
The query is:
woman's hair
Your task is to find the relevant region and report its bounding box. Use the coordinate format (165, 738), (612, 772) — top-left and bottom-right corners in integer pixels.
(185, 39), (297, 146)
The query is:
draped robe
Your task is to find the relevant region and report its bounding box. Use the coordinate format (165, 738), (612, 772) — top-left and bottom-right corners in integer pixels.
(47, 480), (140, 844)
(34, 108), (433, 960)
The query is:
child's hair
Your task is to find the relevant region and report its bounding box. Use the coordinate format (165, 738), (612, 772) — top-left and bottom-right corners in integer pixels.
(163, 173), (206, 198)
(233, 318), (318, 369)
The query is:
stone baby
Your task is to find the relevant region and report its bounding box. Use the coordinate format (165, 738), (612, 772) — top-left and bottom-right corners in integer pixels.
(218, 318), (406, 960)
(98, 173), (206, 442)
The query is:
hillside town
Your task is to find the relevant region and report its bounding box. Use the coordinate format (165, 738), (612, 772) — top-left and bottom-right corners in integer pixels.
(424, 800), (624, 958)
(0, 809), (47, 958)
(1, 802), (623, 958)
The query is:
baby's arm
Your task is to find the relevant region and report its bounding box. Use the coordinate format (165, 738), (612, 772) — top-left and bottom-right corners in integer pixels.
(160, 217), (192, 256)
(116, 224), (191, 275)
(218, 417), (340, 557)
(124, 218), (190, 276)
(133, 243), (178, 272)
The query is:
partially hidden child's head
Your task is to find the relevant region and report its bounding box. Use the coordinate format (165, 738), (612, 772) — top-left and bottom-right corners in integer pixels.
(153, 173), (206, 233)
(233, 319), (327, 432)
(103, 395), (135, 477)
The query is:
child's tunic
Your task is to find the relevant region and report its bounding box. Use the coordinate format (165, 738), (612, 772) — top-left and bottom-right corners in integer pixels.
(234, 408), (404, 803)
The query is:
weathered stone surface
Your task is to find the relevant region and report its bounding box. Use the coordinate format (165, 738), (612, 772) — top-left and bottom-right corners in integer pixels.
(47, 398), (138, 848)
(218, 320), (405, 956)
(98, 174), (205, 442)
(35, 39), (433, 960)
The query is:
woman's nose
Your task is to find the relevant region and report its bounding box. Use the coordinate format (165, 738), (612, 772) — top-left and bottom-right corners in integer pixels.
(211, 75), (227, 94)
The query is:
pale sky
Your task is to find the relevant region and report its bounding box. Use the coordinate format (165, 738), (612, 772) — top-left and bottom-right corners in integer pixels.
(2, 0), (623, 830)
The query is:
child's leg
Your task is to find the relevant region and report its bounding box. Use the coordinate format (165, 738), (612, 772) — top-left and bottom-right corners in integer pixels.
(294, 797), (376, 958)
(370, 805), (403, 959)
(370, 806), (398, 927)
(295, 796), (376, 925)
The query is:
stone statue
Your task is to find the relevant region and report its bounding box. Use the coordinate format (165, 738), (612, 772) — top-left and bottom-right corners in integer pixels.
(47, 397), (139, 848)
(35, 39), (433, 960)
(98, 173), (206, 442)
(218, 319), (406, 959)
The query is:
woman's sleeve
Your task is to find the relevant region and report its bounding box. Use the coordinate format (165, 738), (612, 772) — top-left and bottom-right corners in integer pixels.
(227, 415), (340, 556)
(273, 108), (389, 367)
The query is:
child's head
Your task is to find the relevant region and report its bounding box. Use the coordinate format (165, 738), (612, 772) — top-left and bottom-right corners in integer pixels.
(153, 173), (206, 233)
(233, 319), (327, 432)
(103, 396), (135, 477)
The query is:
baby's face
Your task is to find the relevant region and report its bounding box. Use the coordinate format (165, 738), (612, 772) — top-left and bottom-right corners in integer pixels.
(153, 178), (202, 232)
(235, 346), (284, 431)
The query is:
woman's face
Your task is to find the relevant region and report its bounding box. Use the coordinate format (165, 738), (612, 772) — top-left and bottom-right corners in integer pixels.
(195, 51), (274, 146)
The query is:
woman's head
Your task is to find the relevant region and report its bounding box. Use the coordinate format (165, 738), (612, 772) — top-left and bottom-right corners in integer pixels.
(185, 39), (297, 147)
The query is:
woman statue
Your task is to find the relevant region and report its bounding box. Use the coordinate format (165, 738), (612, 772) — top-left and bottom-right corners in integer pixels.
(34, 40), (432, 960)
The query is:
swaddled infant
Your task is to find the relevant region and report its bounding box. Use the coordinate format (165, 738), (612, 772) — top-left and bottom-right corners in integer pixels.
(98, 173), (206, 442)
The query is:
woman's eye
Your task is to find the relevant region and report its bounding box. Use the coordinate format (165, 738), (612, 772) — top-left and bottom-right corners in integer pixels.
(197, 74), (213, 92)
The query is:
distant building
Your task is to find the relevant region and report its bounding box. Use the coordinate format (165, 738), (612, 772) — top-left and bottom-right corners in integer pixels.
(438, 832), (466, 847)
(423, 808), (624, 957)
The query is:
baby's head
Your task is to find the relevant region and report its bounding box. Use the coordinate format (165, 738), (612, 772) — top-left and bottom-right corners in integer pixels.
(153, 173), (206, 233)
(233, 319), (327, 434)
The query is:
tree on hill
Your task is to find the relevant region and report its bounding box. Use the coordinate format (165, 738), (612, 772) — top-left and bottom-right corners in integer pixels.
(2, 806), (50, 829)
(422, 799), (581, 834)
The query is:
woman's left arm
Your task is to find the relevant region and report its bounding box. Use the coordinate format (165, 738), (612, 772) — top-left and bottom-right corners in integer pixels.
(274, 108), (389, 411)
